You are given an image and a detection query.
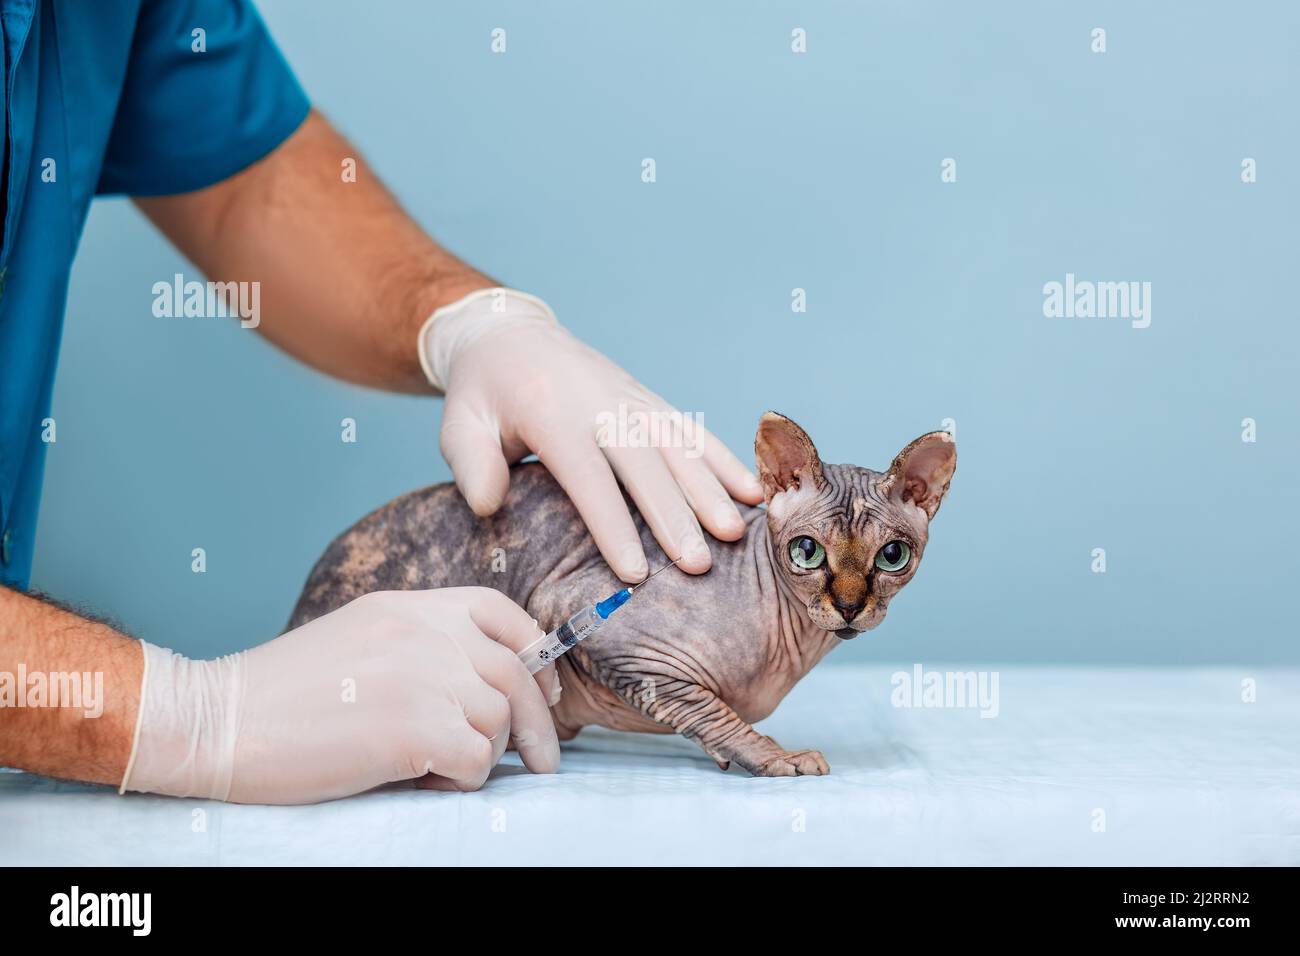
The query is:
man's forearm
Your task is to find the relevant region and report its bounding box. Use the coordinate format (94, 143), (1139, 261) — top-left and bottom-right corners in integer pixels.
(135, 110), (492, 393)
(0, 588), (142, 786)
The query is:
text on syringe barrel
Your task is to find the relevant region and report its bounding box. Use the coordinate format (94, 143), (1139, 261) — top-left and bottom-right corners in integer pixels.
(520, 604), (605, 671)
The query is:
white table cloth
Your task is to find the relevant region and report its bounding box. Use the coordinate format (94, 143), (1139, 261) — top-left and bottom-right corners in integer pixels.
(3, 665), (1296, 865)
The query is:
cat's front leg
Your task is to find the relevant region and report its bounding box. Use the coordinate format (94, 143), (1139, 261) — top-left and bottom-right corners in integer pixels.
(608, 674), (829, 777)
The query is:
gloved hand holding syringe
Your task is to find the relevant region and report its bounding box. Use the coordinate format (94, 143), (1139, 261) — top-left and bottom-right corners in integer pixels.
(518, 557), (680, 674)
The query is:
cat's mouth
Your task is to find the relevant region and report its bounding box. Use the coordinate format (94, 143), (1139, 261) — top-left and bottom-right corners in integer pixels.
(835, 627), (860, 640)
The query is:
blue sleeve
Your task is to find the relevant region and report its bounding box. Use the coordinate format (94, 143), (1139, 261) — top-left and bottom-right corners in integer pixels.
(96, 0), (311, 196)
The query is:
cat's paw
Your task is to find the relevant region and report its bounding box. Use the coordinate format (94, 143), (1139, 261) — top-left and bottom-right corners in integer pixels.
(751, 749), (830, 777)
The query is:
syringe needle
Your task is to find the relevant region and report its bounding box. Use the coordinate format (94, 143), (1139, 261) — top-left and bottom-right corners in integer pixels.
(631, 556), (681, 593)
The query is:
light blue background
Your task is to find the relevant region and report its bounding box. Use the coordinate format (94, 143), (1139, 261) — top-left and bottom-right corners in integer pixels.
(33, 1), (1298, 664)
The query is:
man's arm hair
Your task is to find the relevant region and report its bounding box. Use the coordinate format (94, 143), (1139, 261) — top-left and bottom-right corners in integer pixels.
(0, 586), (142, 786)
(134, 109), (494, 394)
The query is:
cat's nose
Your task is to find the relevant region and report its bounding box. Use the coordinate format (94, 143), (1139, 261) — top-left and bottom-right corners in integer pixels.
(832, 595), (865, 621)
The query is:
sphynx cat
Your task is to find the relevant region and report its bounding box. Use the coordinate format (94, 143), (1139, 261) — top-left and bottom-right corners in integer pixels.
(289, 412), (955, 776)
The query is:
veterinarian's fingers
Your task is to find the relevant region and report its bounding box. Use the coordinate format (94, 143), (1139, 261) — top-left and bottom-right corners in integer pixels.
(415, 722), (494, 792)
(455, 587), (535, 647)
(660, 444), (746, 542)
(440, 402), (511, 516)
(537, 662), (562, 707)
(466, 638), (561, 774)
(540, 440), (649, 582)
(605, 445), (711, 574)
(699, 426), (765, 505)
(457, 587), (561, 702)
(454, 678), (512, 767)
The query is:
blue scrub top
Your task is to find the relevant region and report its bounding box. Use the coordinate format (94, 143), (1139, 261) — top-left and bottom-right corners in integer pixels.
(0, 0), (309, 589)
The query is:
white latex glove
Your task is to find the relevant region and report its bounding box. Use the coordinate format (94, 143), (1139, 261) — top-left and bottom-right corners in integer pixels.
(419, 288), (764, 583)
(120, 588), (560, 804)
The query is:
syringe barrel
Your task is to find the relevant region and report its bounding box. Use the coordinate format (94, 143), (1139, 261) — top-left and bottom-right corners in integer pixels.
(517, 604), (606, 675)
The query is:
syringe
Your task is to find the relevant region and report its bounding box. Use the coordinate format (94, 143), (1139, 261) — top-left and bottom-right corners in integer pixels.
(517, 557), (679, 674)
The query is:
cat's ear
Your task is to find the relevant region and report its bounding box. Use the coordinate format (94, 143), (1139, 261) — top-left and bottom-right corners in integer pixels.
(883, 431), (956, 519)
(755, 411), (824, 502)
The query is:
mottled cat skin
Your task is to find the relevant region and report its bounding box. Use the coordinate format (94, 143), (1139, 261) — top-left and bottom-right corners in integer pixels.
(289, 413), (955, 776)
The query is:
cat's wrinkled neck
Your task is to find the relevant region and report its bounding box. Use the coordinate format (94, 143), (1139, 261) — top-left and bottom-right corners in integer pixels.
(748, 510), (827, 659)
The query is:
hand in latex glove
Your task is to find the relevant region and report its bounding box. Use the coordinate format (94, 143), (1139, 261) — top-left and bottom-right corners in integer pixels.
(121, 588), (559, 804)
(419, 289), (764, 583)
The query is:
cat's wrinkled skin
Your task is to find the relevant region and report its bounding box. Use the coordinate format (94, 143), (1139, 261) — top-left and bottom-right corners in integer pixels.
(289, 413), (955, 776)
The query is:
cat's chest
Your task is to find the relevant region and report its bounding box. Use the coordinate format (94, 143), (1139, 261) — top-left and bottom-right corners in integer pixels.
(527, 521), (814, 723)
(726, 674), (802, 725)
(723, 630), (834, 724)
(638, 596), (818, 726)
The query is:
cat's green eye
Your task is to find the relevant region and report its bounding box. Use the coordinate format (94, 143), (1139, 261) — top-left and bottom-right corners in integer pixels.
(875, 540), (911, 572)
(789, 536), (825, 570)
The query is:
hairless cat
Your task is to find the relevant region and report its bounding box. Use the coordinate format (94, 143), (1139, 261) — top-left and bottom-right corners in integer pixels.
(289, 412), (955, 776)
